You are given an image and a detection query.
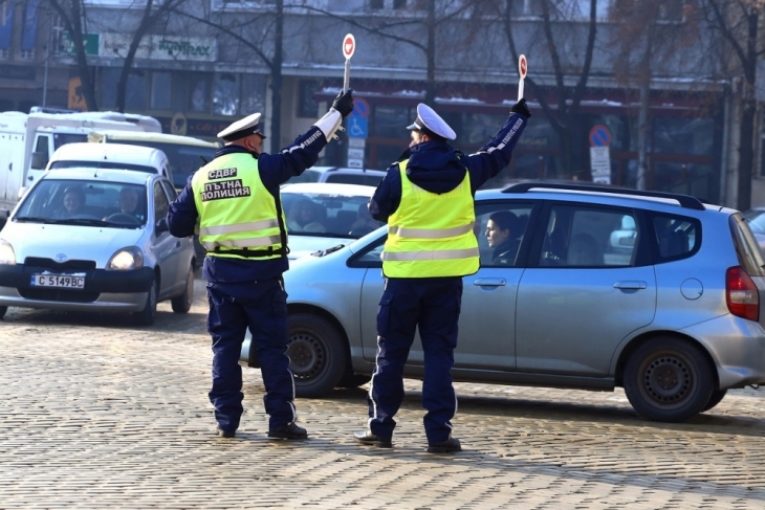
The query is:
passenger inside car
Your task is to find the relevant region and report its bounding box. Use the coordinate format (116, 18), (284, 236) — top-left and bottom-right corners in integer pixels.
(485, 210), (523, 266)
(288, 199), (326, 233)
(59, 186), (86, 218)
(348, 202), (381, 237)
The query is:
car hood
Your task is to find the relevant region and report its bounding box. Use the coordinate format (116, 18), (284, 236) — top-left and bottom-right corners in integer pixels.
(287, 234), (350, 260)
(1, 222), (144, 266)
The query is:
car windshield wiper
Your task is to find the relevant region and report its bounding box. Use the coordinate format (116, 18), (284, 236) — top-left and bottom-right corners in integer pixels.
(315, 243), (346, 257)
(56, 218), (111, 227)
(13, 216), (67, 224)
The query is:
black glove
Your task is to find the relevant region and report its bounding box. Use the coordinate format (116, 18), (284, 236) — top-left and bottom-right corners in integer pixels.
(511, 98), (531, 119)
(332, 89), (354, 118)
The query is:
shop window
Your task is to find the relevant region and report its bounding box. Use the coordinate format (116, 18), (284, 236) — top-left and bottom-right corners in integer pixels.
(370, 0), (384, 9)
(240, 74), (267, 115)
(125, 70), (148, 111)
(151, 72), (172, 110)
(297, 79), (320, 118)
(190, 75), (210, 113)
(372, 104), (414, 138)
(653, 117), (713, 156)
(213, 73), (239, 116)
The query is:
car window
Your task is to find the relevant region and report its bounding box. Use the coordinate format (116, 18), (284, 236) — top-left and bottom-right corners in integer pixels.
(282, 191), (381, 238)
(652, 213), (699, 261)
(154, 181), (170, 225)
(539, 204), (638, 267)
(14, 179), (146, 227)
(476, 203), (532, 267)
(160, 179), (178, 201)
(349, 235), (386, 267)
(732, 213), (765, 276)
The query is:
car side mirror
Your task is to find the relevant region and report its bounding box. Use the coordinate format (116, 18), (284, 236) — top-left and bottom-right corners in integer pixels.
(155, 216), (169, 234)
(30, 151), (48, 170)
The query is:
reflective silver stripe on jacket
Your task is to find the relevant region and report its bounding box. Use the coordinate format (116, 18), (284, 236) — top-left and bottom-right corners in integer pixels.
(381, 247), (479, 261)
(202, 235), (282, 251)
(200, 219), (280, 236)
(388, 222), (474, 239)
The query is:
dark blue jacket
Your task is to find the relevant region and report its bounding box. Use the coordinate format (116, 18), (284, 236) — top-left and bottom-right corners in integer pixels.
(167, 126), (327, 285)
(370, 112), (527, 222)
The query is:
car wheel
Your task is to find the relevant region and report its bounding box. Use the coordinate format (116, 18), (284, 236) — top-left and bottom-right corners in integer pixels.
(134, 278), (158, 326)
(171, 266), (194, 314)
(623, 336), (714, 422)
(0, 306), (6, 320)
(703, 388), (727, 412)
(287, 313), (347, 397)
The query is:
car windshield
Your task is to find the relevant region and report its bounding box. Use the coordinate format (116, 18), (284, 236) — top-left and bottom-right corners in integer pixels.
(281, 190), (383, 238)
(14, 179), (148, 228)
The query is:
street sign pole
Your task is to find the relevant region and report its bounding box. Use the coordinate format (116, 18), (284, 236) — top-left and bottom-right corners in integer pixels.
(342, 33), (355, 92)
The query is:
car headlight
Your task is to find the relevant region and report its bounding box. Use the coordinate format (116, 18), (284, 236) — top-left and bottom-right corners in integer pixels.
(0, 240), (15, 265)
(107, 246), (144, 270)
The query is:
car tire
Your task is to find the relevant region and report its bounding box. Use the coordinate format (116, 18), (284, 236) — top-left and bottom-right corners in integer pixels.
(171, 266), (194, 314)
(134, 279), (158, 326)
(703, 388), (727, 412)
(0, 306), (6, 320)
(623, 336), (714, 422)
(287, 313), (347, 397)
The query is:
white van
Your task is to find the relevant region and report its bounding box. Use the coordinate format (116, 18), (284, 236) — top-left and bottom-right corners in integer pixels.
(45, 143), (172, 182)
(88, 131), (219, 190)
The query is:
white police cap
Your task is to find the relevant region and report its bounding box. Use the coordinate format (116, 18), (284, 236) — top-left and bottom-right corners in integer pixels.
(406, 103), (456, 141)
(217, 112), (267, 141)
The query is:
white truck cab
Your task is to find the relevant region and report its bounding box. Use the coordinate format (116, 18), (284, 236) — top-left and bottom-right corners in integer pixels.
(0, 110), (161, 211)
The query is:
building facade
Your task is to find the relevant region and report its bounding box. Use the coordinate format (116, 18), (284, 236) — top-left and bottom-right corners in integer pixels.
(0, 0), (753, 206)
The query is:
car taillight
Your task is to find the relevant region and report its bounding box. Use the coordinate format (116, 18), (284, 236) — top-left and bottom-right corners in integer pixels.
(726, 266), (760, 321)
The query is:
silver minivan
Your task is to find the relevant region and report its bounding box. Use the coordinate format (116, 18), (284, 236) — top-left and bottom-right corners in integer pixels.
(242, 182), (765, 422)
(0, 168), (195, 325)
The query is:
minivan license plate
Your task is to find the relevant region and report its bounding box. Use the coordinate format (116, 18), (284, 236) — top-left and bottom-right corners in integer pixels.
(30, 274), (85, 289)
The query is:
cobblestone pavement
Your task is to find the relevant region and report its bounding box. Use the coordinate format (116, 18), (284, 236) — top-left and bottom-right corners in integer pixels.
(0, 279), (764, 509)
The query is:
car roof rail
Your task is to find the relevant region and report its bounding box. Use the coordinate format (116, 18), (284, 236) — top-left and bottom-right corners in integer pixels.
(502, 180), (705, 210)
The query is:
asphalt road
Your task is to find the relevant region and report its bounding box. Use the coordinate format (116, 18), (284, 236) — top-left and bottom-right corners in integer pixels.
(0, 278), (763, 509)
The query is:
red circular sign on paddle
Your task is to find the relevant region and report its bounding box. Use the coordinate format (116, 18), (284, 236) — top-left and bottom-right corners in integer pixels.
(343, 33), (356, 60)
(518, 54), (527, 79)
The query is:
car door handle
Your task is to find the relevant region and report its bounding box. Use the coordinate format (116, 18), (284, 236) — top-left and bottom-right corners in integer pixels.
(473, 278), (506, 288)
(613, 280), (647, 290)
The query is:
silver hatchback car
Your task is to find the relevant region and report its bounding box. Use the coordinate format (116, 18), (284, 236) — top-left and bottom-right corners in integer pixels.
(242, 182), (765, 422)
(0, 168), (196, 325)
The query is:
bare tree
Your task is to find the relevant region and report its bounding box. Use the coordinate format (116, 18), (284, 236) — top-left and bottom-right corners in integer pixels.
(701, 0), (765, 211)
(172, 0), (284, 143)
(610, 1), (702, 190)
(497, 0), (598, 179)
(48, 0), (189, 112)
(295, 0), (488, 104)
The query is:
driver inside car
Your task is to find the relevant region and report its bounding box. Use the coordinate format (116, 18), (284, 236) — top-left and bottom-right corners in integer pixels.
(104, 187), (144, 222)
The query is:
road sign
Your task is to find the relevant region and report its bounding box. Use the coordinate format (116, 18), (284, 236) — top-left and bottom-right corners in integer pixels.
(343, 33), (356, 60)
(347, 97), (369, 138)
(590, 146), (611, 184)
(517, 54), (527, 101)
(589, 124), (612, 147)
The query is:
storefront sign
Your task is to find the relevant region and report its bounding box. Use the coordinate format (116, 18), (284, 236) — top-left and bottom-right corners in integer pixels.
(101, 33), (217, 62)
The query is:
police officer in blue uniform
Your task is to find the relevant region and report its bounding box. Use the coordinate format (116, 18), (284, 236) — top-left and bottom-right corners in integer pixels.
(354, 99), (530, 453)
(168, 90), (354, 439)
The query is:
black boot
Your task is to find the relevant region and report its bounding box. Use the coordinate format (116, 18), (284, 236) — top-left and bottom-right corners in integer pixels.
(268, 422), (308, 440)
(427, 436), (461, 453)
(353, 430), (392, 448)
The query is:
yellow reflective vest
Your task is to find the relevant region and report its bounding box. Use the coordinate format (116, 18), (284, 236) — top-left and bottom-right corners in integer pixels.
(382, 159), (479, 278)
(192, 153), (286, 261)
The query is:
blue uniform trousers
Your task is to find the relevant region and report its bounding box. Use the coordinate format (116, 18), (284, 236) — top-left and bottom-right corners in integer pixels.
(367, 277), (462, 444)
(206, 279), (295, 432)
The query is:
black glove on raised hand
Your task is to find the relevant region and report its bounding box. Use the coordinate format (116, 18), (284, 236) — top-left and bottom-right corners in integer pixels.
(332, 89), (354, 118)
(511, 98), (531, 119)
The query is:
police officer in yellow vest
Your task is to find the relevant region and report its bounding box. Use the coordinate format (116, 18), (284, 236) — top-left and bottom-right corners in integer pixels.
(168, 90), (354, 440)
(354, 99), (530, 453)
